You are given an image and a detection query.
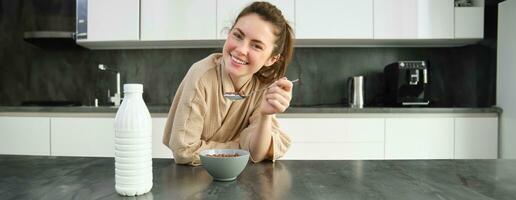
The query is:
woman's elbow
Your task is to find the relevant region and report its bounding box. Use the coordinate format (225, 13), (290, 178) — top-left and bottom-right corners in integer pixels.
(172, 148), (200, 165)
(250, 152), (268, 163)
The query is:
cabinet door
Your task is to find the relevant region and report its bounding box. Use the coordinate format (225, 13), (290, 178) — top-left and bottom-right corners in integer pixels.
(141, 0), (216, 40)
(374, 0), (454, 39)
(455, 117), (498, 159)
(278, 118), (384, 143)
(0, 117), (50, 156)
(80, 0), (140, 41)
(51, 117), (115, 157)
(152, 117), (173, 158)
(216, 0), (295, 39)
(454, 7), (484, 38)
(385, 118), (454, 159)
(285, 143), (384, 160)
(296, 0), (373, 39)
(277, 118), (384, 160)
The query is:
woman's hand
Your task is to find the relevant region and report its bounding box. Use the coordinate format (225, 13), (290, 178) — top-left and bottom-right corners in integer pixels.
(259, 78), (294, 115)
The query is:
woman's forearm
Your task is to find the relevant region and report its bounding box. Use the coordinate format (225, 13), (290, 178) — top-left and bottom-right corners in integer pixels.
(173, 139), (241, 165)
(249, 114), (274, 161)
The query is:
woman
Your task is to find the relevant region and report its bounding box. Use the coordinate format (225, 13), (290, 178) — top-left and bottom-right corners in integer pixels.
(163, 1), (295, 166)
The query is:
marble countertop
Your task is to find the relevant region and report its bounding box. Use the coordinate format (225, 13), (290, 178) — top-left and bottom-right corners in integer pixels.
(1, 155), (515, 200)
(0, 106), (502, 114)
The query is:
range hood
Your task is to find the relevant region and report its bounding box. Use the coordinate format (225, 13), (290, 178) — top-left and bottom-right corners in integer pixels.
(22, 0), (81, 49)
(23, 31), (79, 49)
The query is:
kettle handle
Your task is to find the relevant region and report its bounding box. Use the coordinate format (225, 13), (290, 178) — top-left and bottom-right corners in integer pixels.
(347, 77), (353, 106)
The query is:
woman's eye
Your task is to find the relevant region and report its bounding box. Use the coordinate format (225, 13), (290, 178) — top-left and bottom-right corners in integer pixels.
(233, 32), (243, 39)
(252, 44), (263, 50)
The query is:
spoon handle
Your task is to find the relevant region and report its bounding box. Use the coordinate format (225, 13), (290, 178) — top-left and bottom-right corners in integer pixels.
(246, 78), (300, 96)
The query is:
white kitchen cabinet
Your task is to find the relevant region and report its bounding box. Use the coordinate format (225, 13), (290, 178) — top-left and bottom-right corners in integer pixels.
(77, 0), (139, 42)
(140, 0), (216, 40)
(374, 0), (454, 39)
(277, 118), (384, 160)
(0, 117), (50, 156)
(286, 142), (384, 160)
(454, 7), (484, 38)
(51, 117), (115, 157)
(216, 0), (295, 39)
(51, 117), (171, 158)
(1, 113), (498, 160)
(295, 0), (373, 39)
(152, 117), (173, 158)
(75, 0), (486, 48)
(454, 117), (498, 159)
(385, 118), (454, 159)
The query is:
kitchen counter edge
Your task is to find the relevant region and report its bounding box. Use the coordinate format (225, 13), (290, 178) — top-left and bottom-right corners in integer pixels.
(0, 106), (502, 116)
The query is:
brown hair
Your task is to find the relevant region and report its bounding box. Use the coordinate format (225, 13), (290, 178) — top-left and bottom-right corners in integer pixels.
(231, 1), (295, 85)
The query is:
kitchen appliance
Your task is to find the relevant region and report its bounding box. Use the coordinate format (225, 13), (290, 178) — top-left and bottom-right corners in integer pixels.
(22, 0), (79, 49)
(348, 76), (364, 108)
(384, 61), (430, 106)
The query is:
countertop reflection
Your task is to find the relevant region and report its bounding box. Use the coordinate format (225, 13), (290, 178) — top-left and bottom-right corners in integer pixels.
(1, 156), (516, 200)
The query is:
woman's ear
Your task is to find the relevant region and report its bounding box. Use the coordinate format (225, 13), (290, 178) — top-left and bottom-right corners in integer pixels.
(264, 54), (281, 67)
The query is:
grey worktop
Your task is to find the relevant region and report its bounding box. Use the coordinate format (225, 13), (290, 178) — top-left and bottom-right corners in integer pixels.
(1, 155), (515, 200)
(0, 106), (503, 114)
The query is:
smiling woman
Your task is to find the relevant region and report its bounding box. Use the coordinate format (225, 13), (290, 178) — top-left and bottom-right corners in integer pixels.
(162, 1), (295, 166)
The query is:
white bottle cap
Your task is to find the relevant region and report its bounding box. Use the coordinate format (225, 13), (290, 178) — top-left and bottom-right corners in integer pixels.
(123, 84), (143, 93)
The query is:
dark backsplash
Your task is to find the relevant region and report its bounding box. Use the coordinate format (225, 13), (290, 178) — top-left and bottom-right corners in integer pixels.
(0, 0), (498, 108)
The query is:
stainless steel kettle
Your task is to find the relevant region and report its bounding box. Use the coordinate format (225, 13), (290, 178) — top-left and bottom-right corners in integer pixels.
(348, 76), (364, 108)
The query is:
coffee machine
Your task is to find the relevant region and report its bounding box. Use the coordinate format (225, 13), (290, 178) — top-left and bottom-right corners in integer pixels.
(384, 61), (430, 106)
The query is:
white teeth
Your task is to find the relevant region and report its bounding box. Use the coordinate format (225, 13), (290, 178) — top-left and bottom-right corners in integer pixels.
(231, 55), (248, 65)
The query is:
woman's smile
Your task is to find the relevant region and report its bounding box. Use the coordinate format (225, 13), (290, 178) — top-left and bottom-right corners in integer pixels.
(230, 54), (249, 66)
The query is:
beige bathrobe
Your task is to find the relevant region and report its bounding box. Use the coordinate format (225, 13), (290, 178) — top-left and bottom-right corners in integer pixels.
(162, 53), (291, 166)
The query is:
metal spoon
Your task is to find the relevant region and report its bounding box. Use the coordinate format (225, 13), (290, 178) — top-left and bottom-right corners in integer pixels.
(224, 79), (299, 101)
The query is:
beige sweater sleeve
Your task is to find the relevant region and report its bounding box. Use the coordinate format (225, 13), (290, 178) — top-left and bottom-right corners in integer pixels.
(162, 73), (239, 166)
(239, 108), (291, 163)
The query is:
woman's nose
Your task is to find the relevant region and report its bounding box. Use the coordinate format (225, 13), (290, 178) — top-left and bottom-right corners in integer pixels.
(234, 42), (249, 55)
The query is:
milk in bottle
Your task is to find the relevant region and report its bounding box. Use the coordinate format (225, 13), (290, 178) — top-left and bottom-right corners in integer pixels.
(114, 84), (153, 196)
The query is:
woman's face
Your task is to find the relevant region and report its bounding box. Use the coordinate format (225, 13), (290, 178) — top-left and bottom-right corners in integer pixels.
(223, 13), (279, 82)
